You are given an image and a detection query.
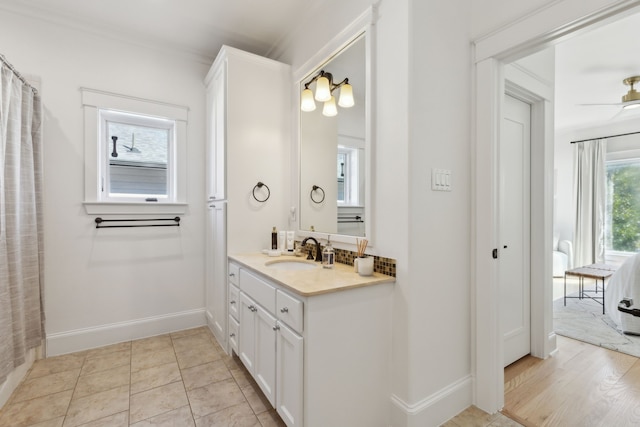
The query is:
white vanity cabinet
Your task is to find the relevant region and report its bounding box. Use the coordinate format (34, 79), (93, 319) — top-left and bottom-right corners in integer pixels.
(237, 268), (304, 426)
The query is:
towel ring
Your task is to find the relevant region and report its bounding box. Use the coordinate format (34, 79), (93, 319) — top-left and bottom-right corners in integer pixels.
(310, 185), (325, 204)
(252, 182), (270, 203)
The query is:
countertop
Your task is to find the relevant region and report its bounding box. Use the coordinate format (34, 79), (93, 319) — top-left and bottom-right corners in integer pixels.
(228, 253), (395, 297)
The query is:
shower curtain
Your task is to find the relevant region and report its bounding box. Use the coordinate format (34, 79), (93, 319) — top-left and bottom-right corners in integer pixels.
(0, 55), (44, 384)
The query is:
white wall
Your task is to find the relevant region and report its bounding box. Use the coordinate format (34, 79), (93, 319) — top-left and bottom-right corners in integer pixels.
(0, 9), (210, 355)
(279, 0), (473, 424)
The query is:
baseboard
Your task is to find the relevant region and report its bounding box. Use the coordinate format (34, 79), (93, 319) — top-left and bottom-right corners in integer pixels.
(46, 308), (206, 356)
(390, 375), (473, 426)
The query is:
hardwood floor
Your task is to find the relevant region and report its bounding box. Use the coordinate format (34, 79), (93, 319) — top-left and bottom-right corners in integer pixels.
(503, 335), (640, 426)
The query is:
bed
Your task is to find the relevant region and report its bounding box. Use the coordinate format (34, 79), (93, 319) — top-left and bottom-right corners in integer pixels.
(605, 253), (640, 332)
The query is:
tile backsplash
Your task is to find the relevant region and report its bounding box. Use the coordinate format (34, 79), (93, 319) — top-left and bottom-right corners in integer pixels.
(296, 241), (396, 277)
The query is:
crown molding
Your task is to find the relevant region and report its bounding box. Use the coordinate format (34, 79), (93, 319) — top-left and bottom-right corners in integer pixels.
(0, 2), (214, 65)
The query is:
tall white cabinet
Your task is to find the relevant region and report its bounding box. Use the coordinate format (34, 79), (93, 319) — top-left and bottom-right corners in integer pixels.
(204, 46), (290, 350)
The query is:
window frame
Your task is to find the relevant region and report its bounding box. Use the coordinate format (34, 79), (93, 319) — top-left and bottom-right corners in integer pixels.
(605, 152), (640, 256)
(82, 88), (189, 215)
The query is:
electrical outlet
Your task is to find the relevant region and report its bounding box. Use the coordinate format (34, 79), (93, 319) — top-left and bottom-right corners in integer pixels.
(431, 169), (452, 191)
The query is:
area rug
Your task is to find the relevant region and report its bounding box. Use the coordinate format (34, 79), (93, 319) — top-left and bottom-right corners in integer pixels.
(553, 294), (640, 358)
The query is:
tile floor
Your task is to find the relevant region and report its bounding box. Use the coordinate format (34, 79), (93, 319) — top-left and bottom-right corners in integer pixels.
(0, 326), (520, 427)
(0, 327), (285, 427)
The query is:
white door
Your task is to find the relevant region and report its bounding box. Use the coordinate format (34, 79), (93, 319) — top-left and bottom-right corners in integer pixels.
(239, 292), (256, 373)
(276, 321), (303, 427)
(211, 202), (227, 345)
(500, 94), (531, 367)
(255, 304), (277, 407)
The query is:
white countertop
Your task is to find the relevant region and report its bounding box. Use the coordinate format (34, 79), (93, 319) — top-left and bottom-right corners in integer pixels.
(228, 253), (395, 297)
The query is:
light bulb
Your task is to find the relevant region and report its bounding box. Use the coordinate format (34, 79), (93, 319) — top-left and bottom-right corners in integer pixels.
(315, 76), (331, 102)
(338, 83), (354, 108)
(322, 96), (338, 117)
(301, 88), (316, 112)
(623, 102), (640, 110)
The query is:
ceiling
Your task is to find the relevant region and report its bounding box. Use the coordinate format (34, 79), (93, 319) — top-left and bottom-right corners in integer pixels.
(554, 10), (640, 132)
(0, 0), (314, 61)
(2, 1), (639, 132)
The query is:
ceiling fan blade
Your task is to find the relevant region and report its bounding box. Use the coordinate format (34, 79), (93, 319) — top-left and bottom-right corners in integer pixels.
(609, 108), (626, 120)
(577, 102), (624, 106)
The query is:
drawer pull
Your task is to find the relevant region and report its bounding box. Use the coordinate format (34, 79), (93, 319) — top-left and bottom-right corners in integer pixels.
(230, 333), (235, 338)
(230, 300), (236, 305)
(280, 307), (289, 313)
(248, 305), (257, 312)
(273, 325), (280, 331)
(229, 273), (235, 277)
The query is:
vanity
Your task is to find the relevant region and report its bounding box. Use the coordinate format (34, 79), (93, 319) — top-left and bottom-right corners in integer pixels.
(227, 253), (394, 427)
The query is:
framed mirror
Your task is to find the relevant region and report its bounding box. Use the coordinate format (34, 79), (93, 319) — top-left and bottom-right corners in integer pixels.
(295, 8), (375, 245)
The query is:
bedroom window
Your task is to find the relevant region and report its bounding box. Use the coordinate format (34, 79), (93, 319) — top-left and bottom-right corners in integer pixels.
(605, 159), (640, 253)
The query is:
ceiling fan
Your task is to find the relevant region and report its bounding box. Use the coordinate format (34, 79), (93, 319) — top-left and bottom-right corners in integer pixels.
(581, 75), (640, 112)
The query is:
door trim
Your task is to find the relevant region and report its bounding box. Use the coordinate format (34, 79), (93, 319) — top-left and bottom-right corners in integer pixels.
(470, 0), (640, 412)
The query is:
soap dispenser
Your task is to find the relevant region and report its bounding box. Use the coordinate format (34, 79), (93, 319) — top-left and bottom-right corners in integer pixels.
(322, 236), (335, 269)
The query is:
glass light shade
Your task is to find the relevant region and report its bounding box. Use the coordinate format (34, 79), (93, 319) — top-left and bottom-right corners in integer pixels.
(322, 96), (338, 117)
(314, 76), (331, 102)
(338, 83), (355, 108)
(623, 101), (640, 110)
(300, 88), (316, 112)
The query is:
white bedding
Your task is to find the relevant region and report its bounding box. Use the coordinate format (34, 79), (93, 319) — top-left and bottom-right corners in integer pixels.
(605, 253), (640, 326)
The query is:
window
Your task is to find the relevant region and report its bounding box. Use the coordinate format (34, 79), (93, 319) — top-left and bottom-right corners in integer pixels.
(101, 110), (173, 201)
(337, 146), (359, 205)
(605, 159), (640, 253)
(82, 88), (188, 214)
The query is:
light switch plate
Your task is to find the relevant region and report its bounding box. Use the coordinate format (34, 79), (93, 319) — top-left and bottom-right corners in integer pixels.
(431, 169), (452, 191)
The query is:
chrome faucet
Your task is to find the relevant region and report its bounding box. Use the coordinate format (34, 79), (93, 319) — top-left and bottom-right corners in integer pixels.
(301, 237), (322, 262)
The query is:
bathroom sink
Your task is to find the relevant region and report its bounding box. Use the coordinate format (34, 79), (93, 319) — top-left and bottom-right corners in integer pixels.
(265, 259), (319, 271)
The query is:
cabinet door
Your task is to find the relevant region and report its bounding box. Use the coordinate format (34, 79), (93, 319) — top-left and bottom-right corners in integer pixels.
(255, 305), (277, 407)
(211, 61), (226, 200)
(276, 321), (303, 427)
(239, 292), (256, 373)
(210, 202), (227, 345)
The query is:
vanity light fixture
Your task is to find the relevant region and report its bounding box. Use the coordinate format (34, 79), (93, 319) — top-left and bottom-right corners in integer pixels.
(301, 70), (354, 116)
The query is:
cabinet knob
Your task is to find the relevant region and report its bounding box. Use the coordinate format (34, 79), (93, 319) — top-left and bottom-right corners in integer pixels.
(230, 333), (235, 338)
(229, 273), (235, 277)
(280, 307), (289, 313)
(248, 305), (257, 312)
(230, 300), (236, 305)
(273, 325), (280, 331)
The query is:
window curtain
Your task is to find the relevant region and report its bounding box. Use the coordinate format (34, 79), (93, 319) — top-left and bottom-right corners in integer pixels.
(573, 139), (606, 267)
(0, 55), (44, 385)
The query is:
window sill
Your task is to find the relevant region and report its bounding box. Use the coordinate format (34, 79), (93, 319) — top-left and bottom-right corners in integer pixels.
(83, 202), (188, 215)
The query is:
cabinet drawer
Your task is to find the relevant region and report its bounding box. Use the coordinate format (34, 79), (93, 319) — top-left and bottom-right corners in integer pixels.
(229, 283), (240, 321)
(228, 263), (240, 285)
(240, 269), (276, 313)
(276, 290), (303, 333)
(228, 315), (239, 354)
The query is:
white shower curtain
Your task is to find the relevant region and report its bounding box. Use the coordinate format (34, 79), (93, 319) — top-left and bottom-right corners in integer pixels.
(0, 55), (44, 384)
(573, 139), (606, 267)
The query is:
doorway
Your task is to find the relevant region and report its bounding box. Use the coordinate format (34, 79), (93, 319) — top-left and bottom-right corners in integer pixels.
(473, 1), (640, 414)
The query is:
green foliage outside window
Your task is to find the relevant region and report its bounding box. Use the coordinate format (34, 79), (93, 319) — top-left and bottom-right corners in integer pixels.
(607, 162), (640, 252)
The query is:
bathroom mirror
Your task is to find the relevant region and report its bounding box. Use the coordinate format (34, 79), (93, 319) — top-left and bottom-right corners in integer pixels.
(297, 17), (373, 243)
